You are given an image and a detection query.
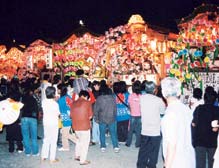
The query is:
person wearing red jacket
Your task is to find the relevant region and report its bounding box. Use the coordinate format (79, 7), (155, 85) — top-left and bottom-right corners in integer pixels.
(70, 90), (93, 165)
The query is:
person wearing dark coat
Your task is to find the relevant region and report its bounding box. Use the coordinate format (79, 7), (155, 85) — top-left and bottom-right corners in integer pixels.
(192, 86), (219, 168)
(20, 88), (39, 156)
(94, 87), (120, 153)
(5, 91), (23, 153)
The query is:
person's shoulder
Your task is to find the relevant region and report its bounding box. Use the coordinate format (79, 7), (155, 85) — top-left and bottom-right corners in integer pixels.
(212, 105), (219, 111)
(42, 99), (47, 104)
(51, 99), (59, 105)
(124, 92), (130, 96)
(30, 95), (37, 102)
(149, 94), (162, 101)
(130, 92), (138, 97)
(85, 99), (92, 105)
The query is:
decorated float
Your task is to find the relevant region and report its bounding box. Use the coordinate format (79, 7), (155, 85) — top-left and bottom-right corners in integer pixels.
(52, 15), (178, 83)
(52, 23), (105, 79)
(96, 14), (177, 84)
(0, 45), (26, 79)
(24, 39), (52, 74)
(169, 3), (219, 90)
(0, 16), (178, 83)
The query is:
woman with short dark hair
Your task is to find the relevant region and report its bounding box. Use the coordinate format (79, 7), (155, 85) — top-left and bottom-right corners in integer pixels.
(189, 88), (204, 112)
(126, 80), (142, 148)
(113, 81), (130, 144)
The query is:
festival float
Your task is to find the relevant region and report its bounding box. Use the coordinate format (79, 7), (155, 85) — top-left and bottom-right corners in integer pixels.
(169, 3), (219, 90)
(0, 45), (25, 79)
(0, 16), (178, 83)
(24, 39), (52, 75)
(53, 16), (178, 83)
(96, 14), (177, 84)
(53, 22), (105, 79)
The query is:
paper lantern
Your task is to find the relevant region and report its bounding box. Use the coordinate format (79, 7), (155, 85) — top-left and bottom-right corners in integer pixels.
(0, 98), (24, 125)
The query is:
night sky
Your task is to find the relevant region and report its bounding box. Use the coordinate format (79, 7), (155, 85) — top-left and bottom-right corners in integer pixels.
(0, 0), (219, 46)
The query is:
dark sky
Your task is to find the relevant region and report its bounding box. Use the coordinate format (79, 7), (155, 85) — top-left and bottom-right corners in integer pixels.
(0, 0), (218, 45)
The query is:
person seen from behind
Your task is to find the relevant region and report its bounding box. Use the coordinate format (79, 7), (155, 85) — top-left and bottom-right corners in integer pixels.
(126, 80), (142, 148)
(192, 86), (219, 168)
(161, 77), (195, 168)
(137, 81), (165, 168)
(189, 88), (204, 113)
(20, 87), (39, 156)
(94, 86), (120, 153)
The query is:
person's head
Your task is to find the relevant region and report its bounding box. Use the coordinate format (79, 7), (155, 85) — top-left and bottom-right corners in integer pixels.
(9, 91), (21, 102)
(132, 80), (142, 95)
(68, 78), (74, 88)
(204, 86), (217, 104)
(131, 77), (136, 83)
(53, 74), (61, 85)
(43, 74), (50, 81)
(64, 75), (70, 83)
(79, 90), (90, 100)
(161, 77), (181, 98)
(45, 86), (56, 99)
(120, 81), (127, 93)
(205, 86), (215, 93)
(193, 88), (202, 100)
(145, 81), (156, 94)
(60, 86), (68, 97)
(113, 82), (120, 94)
(76, 69), (84, 76)
(1, 77), (7, 85)
(141, 80), (148, 92)
(92, 80), (100, 91)
(100, 80), (107, 88)
(99, 86), (112, 96)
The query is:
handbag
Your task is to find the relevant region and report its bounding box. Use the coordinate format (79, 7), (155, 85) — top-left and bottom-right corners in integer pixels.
(58, 118), (63, 128)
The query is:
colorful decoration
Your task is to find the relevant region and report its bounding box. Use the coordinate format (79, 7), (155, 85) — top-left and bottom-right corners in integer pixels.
(170, 3), (219, 89)
(95, 15), (177, 83)
(0, 15), (178, 81)
(0, 46), (25, 79)
(51, 14), (177, 81)
(24, 39), (51, 72)
(53, 32), (105, 77)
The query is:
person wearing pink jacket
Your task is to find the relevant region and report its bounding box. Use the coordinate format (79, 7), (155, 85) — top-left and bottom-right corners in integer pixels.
(126, 80), (142, 148)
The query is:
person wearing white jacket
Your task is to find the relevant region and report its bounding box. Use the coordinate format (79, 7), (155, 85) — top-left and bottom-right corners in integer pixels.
(41, 86), (60, 163)
(161, 77), (195, 168)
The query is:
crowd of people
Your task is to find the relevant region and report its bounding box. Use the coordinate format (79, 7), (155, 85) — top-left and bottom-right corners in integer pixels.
(0, 70), (219, 168)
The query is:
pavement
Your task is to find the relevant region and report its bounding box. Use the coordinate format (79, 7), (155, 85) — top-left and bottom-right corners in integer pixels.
(0, 123), (164, 168)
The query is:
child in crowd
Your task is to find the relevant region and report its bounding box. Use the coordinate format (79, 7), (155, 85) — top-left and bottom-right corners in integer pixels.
(41, 86), (60, 163)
